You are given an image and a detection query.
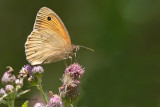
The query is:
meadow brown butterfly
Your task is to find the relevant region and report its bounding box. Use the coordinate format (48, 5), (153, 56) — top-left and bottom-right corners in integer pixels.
(25, 7), (80, 65)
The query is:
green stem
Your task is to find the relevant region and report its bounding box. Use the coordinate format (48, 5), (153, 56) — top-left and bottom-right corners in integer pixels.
(65, 101), (69, 107)
(7, 91), (15, 107)
(37, 78), (48, 103)
(64, 101), (73, 107)
(8, 99), (14, 107)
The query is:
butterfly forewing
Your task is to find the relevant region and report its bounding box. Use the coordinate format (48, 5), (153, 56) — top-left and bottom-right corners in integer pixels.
(33, 7), (71, 46)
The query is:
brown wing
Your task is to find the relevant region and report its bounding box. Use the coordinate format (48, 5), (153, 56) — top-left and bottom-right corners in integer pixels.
(33, 7), (71, 47)
(25, 29), (70, 65)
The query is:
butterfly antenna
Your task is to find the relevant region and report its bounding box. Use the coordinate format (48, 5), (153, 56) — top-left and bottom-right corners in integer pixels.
(79, 45), (94, 52)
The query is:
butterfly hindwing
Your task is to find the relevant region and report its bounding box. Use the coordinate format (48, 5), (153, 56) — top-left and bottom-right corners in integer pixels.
(25, 29), (68, 65)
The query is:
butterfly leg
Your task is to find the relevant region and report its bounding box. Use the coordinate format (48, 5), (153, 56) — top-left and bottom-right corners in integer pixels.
(69, 56), (72, 64)
(74, 52), (76, 58)
(73, 53), (77, 63)
(63, 58), (68, 68)
(74, 52), (79, 63)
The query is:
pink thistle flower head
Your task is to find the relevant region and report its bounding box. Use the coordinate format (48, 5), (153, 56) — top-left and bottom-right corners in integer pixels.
(1, 66), (16, 84)
(5, 84), (14, 93)
(15, 79), (23, 86)
(46, 94), (63, 107)
(32, 66), (44, 74)
(18, 65), (31, 79)
(0, 88), (6, 96)
(25, 64), (32, 73)
(65, 63), (84, 79)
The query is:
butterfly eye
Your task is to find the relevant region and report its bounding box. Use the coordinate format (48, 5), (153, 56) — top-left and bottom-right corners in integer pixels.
(47, 17), (51, 21)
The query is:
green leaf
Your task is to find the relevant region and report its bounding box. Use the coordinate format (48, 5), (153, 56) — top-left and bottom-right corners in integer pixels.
(17, 89), (30, 98)
(0, 94), (8, 104)
(22, 101), (28, 107)
(0, 99), (7, 104)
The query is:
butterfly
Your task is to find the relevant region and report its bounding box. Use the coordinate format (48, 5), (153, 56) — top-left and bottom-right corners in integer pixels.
(25, 7), (93, 65)
(25, 7), (80, 65)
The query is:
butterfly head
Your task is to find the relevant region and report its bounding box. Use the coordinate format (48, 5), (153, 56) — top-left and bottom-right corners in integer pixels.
(71, 45), (80, 54)
(71, 44), (94, 54)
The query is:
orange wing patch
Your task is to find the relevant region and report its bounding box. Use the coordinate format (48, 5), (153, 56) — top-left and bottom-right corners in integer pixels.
(34, 7), (71, 47)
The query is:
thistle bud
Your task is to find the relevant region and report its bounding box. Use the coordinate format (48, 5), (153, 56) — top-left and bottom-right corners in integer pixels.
(46, 94), (63, 107)
(25, 64), (32, 73)
(15, 79), (23, 85)
(59, 74), (79, 102)
(0, 88), (6, 96)
(18, 64), (32, 79)
(59, 63), (84, 103)
(1, 66), (16, 84)
(5, 85), (14, 93)
(15, 79), (23, 90)
(59, 83), (79, 102)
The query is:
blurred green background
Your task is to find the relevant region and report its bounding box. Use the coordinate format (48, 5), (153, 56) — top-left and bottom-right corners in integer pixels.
(0, 0), (160, 107)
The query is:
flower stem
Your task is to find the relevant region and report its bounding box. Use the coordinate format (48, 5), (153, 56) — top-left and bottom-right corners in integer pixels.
(7, 92), (15, 107)
(64, 101), (73, 107)
(65, 101), (69, 107)
(37, 78), (48, 103)
(8, 99), (14, 107)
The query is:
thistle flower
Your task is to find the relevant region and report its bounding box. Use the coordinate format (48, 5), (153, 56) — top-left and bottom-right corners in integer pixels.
(62, 73), (79, 85)
(1, 66), (16, 84)
(34, 103), (45, 107)
(59, 84), (79, 102)
(32, 66), (44, 74)
(25, 64), (32, 73)
(18, 65), (34, 83)
(46, 94), (63, 107)
(18, 64), (32, 79)
(15, 79), (23, 86)
(0, 88), (6, 96)
(59, 73), (79, 103)
(5, 85), (14, 93)
(15, 79), (23, 90)
(59, 83), (79, 102)
(59, 63), (85, 104)
(65, 63), (84, 80)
